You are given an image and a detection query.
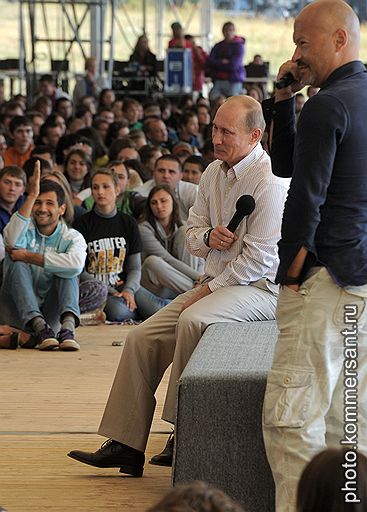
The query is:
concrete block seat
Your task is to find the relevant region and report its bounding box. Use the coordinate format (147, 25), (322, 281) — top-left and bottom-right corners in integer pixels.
(173, 320), (278, 512)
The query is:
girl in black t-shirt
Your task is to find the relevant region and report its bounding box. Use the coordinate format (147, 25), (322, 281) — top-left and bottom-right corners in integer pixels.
(73, 168), (169, 322)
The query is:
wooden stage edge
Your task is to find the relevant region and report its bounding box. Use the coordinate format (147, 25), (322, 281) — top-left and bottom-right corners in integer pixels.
(0, 324), (172, 512)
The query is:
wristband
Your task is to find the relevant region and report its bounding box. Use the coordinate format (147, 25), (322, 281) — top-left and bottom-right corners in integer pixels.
(284, 275), (301, 285)
(203, 228), (213, 247)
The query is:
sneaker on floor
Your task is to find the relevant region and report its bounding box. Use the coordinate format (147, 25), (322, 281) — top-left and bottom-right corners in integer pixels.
(57, 329), (80, 351)
(38, 326), (59, 351)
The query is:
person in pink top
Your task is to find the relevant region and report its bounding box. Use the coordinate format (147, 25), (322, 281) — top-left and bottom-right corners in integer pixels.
(184, 35), (208, 93)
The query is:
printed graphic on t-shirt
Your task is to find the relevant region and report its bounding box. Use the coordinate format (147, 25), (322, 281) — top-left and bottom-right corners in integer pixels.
(87, 236), (126, 286)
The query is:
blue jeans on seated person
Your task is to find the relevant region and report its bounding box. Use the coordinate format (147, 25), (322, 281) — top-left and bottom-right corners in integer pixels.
(0, 260), (80, 333)
(104, 286), (170, 322)
(209, 80), (243, 100)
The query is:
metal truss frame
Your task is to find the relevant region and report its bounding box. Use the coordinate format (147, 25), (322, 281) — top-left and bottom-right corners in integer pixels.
(17, 0), (213, 96)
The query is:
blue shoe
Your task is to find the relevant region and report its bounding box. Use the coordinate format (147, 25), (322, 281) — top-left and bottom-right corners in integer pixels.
(57, 329), (80, 351)
(38, 326), (59, 351)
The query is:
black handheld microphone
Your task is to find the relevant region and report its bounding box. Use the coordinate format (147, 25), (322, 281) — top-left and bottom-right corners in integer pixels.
(227, 195), (255, 233)
(275, 72), (296, 90)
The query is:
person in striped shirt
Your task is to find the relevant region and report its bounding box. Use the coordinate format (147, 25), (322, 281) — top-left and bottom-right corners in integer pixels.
(68, 95), (289, 475)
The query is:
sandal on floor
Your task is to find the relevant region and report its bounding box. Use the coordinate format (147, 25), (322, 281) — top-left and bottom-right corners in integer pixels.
(19, 333), (39, 349)
(0, 332), (19, 350)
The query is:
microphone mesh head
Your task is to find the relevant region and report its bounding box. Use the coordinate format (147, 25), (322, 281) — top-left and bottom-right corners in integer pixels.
(236, 195), (255, 215)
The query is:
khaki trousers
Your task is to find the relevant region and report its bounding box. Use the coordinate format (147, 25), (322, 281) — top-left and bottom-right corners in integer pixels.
(263, 268), (367, 512)
(98, 280), (277, 451)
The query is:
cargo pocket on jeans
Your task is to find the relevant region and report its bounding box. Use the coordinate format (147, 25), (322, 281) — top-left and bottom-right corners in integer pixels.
(333, 291), (366, 328)
(263, 369), (313, 428)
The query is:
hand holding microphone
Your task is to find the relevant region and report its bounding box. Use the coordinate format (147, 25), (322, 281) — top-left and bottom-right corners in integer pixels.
(209, 195), (255, 251)
(274, 61), (302, 95)
(275, 72), (296, 90)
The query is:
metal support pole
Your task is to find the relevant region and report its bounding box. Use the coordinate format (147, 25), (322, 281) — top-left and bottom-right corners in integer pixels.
(201, 0), (213, 52)
(156, 0), (165, 60)
(19, 0), (26, 93)
(99, 2), (106, 75)
(142, 0), (146, 33)
(90, 3), (101, 66)
(107, 0), (115, 86)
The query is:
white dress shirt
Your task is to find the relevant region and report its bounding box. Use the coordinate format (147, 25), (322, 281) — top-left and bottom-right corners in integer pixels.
(186, 143), (290, 291)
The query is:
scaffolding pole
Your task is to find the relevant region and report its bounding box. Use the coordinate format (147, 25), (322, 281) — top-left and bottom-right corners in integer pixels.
(17, 0), (213, 100)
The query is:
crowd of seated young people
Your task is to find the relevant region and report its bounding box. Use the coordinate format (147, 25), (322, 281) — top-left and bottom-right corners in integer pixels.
(0, 28), (338, 512)
(0, 62), (227, 348)
(0, 38), (281, 351)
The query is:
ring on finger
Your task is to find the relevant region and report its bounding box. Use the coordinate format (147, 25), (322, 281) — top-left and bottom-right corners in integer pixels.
(220, 240), (223, 246)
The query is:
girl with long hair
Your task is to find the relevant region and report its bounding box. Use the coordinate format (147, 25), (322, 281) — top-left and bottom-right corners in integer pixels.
(139, 184), (204, 299)
(64, 148), (93, 203)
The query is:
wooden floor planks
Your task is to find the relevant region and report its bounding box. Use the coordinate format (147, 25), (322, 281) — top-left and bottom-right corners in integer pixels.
(0, 324), (172, 511)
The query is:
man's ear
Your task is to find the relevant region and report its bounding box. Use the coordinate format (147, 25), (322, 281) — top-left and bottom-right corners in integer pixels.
(250, 128), (262, 145)
(59, 203), (67, 217)
(334, 28), (348, 52)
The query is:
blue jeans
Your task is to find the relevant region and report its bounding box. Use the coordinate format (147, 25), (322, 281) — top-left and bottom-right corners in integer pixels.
(0, 261), (80, 333)
(104, 286), (170, 322)
(209, 79), (243, 100)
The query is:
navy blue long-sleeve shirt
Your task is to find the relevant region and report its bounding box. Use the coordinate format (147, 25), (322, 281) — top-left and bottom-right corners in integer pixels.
(0, 195), (25, 235)
(264, 61), (367, 287)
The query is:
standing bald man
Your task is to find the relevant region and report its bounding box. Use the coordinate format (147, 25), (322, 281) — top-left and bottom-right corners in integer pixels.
(262, 1), (367, 510)
(68, 96), (289, 475)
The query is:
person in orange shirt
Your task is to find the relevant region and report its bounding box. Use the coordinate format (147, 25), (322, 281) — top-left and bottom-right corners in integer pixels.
(4, 116), (34, 168)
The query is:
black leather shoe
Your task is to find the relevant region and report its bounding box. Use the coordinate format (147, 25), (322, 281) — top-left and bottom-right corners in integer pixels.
(68, 439), (145, 477)
(149, 432), (174, 467)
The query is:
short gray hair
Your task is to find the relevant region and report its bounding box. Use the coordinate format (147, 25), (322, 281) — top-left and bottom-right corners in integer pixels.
(244, 101), (266, 134)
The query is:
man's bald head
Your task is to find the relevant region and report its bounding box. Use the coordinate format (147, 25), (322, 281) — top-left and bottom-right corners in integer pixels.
(219, 95), (265, 134)
(292, 0), (360, 87)
(212, 95), (265, 167)
(297, 0), (360, 50)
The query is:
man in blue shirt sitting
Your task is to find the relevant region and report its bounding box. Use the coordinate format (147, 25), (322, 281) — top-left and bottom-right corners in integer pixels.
(0, 166), (26, 262)
(0, 162), (87, 351)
